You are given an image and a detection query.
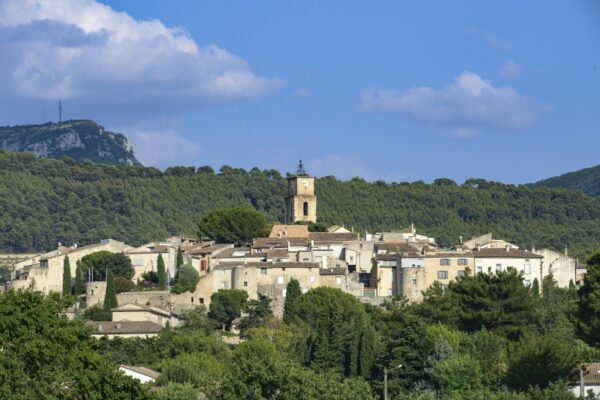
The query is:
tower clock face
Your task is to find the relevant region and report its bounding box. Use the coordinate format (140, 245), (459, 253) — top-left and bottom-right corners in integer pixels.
(303, 180), (308, 187)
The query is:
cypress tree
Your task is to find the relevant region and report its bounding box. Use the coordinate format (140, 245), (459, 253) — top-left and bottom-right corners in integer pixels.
(103, 270), (118, 317)
(577, 249), (600, 345)
(283, 278), (301, 323)
(176, 247), (184, 269)
(531, 278), (540, 297)
(62, 256), (72, 296)
(74, 262), (84, 296)
(157, 254), (167, 289)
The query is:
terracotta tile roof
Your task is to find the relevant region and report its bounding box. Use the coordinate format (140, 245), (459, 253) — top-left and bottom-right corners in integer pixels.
(308, 232), (359, 243)
(253, 237), (309, 249)
(120, 365), (161, 380)
(375, 242), (419, 253)
(472, 248), (542, 259)
(269, 224), (309, 238)
(266, 249), (288, 259)
(213, 247), (252, 258)
(186, 243), (232, 255)
(425, 252), (471, 258)
(87, 321), (163, 335)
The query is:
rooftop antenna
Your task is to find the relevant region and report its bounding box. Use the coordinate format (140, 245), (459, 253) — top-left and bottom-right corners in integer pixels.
(58, 100), (62, 124)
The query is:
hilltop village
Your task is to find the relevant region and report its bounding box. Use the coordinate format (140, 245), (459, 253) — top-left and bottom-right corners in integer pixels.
(8, 163), (585, 336)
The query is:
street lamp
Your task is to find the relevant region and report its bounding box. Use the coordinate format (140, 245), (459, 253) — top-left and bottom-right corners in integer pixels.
(384, 364), (403, 400)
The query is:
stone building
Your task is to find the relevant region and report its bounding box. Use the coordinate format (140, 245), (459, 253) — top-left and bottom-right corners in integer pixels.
(285, 160), (317, 223)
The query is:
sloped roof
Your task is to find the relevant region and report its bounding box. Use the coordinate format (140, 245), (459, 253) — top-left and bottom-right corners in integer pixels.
(320, 267), (347, 276)
(88, 321), (163, 335)
(308, 232), (359, 243)
(375, 242), (419, 253)
(120, 365), (161, 380)
(269, 224), (310, 238)
(111, 303), (171, 317)
(186, 243), (232, 255)
(214, 261), (320, 270)
(253, 237), (309, 248)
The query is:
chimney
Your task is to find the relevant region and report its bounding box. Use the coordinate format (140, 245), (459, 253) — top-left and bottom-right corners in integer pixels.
(459, 236), (463, 244)
(477, 244), (481, 251)
(505, 245), (510, 252)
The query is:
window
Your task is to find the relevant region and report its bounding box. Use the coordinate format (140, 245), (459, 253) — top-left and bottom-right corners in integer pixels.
(336, 277), (342, 285)
(282, 289), (287, 298)
(388, 288), (395, 296)
(412, 278), (417, 286)
(524, 280), (531, 287)
(476, 266), (483, 274)
(458, 258), (468, 266)
(442, 284), (449, 290)
(310, 276), (315, 283)
(221, 282), (228, 288)
(303, 202), (309, 216)
(277, 276), (284, 284)
(524, 264), (531, 274)
(302, 287), (308, 293)
(457, 270), (466, 277)
(199, 298), (205, 304)
(350, 256), (354, 262)
(282, 267), (286, 272)
(437, 270), (449, 279)
(243, 281), (248, 287)
(303, 257), (310, 262)
(261, 268), (267, 275)
(440, 259), (450, 266)
(496, 263), (502, 271)
(191, 297), (194, 303)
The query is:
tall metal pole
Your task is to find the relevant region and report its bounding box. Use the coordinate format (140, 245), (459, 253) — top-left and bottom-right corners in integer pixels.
(383, 367), (388, 400)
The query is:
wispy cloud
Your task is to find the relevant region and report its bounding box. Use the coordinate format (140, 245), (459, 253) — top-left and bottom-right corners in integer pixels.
(360, 71), (546, 134)
(500, 60), (521, 77)
(0, 0), (281, 103)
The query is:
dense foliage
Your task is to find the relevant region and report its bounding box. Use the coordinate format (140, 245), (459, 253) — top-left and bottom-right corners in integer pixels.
(0, 290), (149, 399)
(534, 163), (600, 196)
(2, 151), (600, 258)
(197, 207), (269, 245)
(62, 255), (72, 296)
(171, 264), (200, 294)
(80, 251), (134, 280)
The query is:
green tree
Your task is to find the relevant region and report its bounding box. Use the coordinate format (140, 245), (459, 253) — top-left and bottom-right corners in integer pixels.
(531, 278), (540, 297)
(197, 208), (268, 245)
(80, 251), (134, 280)
(577, 249), (600, 345)
(156, 383), (203, 400)
(176, 247), (184, 269)
(103, 270), (118, 316)
(294, 287), (377, 379)
(158, 352), (227, 398)
(74, 262), (84, 295)
(157, 253), (167, 289)
(505, 334), (578, 391)
(0, 290), (149, 399)
(171, 264), (200, 294)
(62, 255), (72, 296)
(283, 278), (301, 323)
(238, 294), (273, 336)
(430, 355), (482, 397)
(208, 289), (249, 330)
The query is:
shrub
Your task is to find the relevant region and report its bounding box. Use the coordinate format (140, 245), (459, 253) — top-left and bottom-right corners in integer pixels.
(113, 277), (135, 294)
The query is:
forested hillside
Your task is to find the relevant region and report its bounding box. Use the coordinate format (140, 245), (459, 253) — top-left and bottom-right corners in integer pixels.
(534, 164), (600, 196)
(2, 150), (600, 258)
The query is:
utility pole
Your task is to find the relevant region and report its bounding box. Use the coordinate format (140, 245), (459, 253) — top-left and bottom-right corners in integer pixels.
(383, 364), (402, 400)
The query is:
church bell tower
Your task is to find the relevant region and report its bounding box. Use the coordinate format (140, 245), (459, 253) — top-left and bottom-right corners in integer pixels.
(285, 160), (317, 223)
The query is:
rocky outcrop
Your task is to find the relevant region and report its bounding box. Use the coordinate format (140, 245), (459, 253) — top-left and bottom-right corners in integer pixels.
(0, 120), (140, 166)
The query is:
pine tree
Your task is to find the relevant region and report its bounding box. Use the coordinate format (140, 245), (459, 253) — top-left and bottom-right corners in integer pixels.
(103, 270), (118, 317)
(175, 247), (184, 281)
(577, 249), (600, 345)
(283, 278), (301, 323)
(157, 254), (167, 289)
(74, 262), (85, 296)
(62, 256), (72, 296)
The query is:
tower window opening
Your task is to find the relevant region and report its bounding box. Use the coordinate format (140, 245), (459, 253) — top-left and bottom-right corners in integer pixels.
(303, 202), (309, 216)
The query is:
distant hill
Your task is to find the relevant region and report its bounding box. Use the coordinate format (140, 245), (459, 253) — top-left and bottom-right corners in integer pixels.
(0, 120), (139, 166)
(1, 150), (600, 258)
(533, 164), (600, 196)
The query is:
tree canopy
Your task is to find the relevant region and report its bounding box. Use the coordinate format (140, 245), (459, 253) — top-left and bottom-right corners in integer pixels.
(198, 208), (269, 245)
(79, 251), (134, 280)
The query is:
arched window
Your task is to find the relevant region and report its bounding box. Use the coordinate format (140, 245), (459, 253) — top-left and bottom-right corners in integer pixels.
(303, 202), (309, 216)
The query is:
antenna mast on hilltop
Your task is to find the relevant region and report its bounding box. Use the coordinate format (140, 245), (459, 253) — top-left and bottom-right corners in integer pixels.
(58, 100), (62, 124)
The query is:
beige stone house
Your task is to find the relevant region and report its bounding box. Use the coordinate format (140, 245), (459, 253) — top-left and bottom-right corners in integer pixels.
(11, 239), (130, 294)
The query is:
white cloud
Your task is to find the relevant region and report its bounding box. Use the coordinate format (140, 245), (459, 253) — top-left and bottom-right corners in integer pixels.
(0, 0), (281, 102)
(500, 59), (521, 77)
(360, 71), (544, 132)
(128, 129), (202, 168)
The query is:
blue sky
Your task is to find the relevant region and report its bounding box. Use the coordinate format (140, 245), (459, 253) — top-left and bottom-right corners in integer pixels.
(1, 0), (599, 183)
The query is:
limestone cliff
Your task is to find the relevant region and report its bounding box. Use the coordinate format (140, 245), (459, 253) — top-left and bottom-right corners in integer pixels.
(0, 120), (140, 166)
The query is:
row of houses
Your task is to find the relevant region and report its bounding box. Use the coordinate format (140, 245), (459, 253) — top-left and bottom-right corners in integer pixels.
(9, 222), (584, 312)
